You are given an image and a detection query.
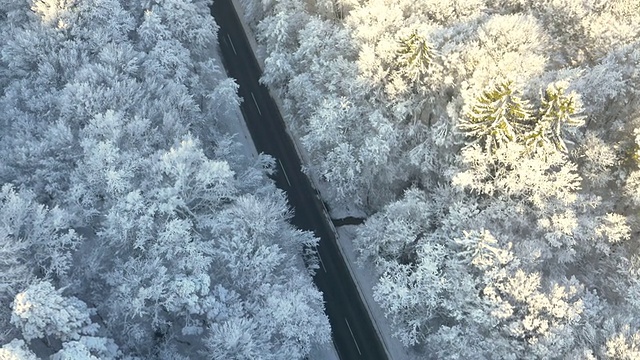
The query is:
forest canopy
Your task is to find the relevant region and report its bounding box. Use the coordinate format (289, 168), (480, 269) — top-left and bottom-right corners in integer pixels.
(0, 0), (330, 359)
(240, 0), (640, 358)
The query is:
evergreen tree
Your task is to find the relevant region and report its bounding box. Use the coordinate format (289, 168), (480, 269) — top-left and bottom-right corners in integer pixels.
(395, 31), (434, 83)
(525, 82), (585, 153)
(458, 81), (532, 153)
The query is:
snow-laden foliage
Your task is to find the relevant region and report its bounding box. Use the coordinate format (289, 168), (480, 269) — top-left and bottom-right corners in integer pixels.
(12, 281), (95, 342)
(0, 339), (38, 360)
(0, 185), (80, 344)
(0, 0), (330, 358)
(10, 280), (120, 359)
(242, 0), (640, 357)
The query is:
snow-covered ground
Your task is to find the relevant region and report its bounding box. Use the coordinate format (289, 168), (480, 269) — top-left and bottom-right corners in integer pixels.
(308, 341), (341, 360)
(223, 1), (414, 359)
(208, 37), (258, 161)
(335, 226), (417, 360)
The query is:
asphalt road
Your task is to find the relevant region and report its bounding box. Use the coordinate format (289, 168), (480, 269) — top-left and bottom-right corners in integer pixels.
(210, 2), (388, 359)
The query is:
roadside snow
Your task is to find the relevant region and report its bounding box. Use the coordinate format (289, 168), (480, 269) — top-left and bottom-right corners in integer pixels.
(309, 341), (340, 360)
(335, 226), (418, 360)
(207, 38), (258, 161)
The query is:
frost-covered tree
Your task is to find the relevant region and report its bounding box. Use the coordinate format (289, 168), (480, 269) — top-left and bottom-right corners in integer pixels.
(395, 31), (435, 84)
(6, 280), (120, 359)
(356, 188), (589, 355)
(0, 0), (331, 359)
(0, 184), (80, 341)
(0, 339), (38, 360)
(11, 281), (95, 342)
(78, 135), (329, 356)
(459, 80), (584, 155)
(458, 81), (532, 152)
(243, 0), (640, 357)
(525, 82), (585, 153)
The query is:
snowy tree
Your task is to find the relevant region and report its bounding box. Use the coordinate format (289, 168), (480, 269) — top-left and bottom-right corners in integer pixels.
(0, 0), (331, 358)
(245, 0), (640, 358)
(204, 317), (271, 360)
(71, 133), (331, 357)
(525, 81), (585, 153)
(0, 184), (80, 307)
(0, 187), (35, 317)
(5, 281), (119, 359)
(458, 230), (584, 355)
(0, 339), (38, 360)
(459, 79), (585, 157)
(458, 81), (532, 153)
(143, 0), (217, 53)
(604, 325), (640, 360)
(395, 31), (435, 84)
(50, 336), (120, 360)
(11, 281), (95, 342)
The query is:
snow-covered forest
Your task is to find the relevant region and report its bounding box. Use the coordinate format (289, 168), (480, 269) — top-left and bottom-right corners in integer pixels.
(0, 0), (331, 358)
(241, 0), (640, 358)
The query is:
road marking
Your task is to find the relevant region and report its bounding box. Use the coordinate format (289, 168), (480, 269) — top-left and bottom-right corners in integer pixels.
(278, 159), (291, 187)
(316, 247), (327, 273)
(344, 318), (362, 356)
(226, 34), (237, 55)
(250, 92), (262, 116)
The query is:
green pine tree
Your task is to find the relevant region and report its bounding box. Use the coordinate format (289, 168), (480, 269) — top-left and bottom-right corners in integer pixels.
(396, 31), (434, 82)
(524, 82), (585, 153)
(459, 81), (532, 153)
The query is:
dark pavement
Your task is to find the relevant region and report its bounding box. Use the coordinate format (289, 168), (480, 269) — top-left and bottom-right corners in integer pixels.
(210, 1), (389, 359)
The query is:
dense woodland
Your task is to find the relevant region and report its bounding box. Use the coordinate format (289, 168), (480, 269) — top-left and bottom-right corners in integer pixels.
(0, 0), (331, 359)
(240, 0), (640, 358)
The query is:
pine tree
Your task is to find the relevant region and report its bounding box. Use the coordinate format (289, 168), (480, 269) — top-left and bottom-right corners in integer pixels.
(396, 31), (434, 83)
(458, 81), (532, 153)
(524, 82), (585, 153)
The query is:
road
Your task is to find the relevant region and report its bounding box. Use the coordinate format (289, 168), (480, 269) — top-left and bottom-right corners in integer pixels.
(209, 1), (388, 359)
